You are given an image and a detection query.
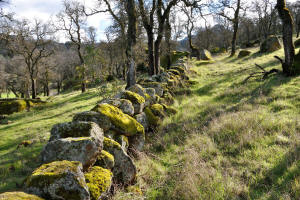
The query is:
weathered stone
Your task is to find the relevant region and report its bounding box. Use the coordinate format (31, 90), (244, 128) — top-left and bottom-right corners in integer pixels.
(129, 133), (145, 151)
(200, 49), (212, 60)
(73, 111), (112, 132)
(0, 100), (27, 115)
(98, 98), (134, 116)
(127, 84), (146, 98)
(140, 81), (164, 97)
(84, 166), (113, 200)
(25, 160), (90, 200)
(41, 137), (101, 171)
(95, 150), (115, 169)
(238, 50), (252, 58)
(260, 36), (282, 53)
(49, 121), (104, 146)
(105, 130), (129, 151)
(162, 104), (178, 116)
(144, 107), (161, 128)
(116, 91), (145, 114)
(103, 137), (136, 185)
(0, 192), (44, 200)
(134, 112), (149, 131)
(91, 103), (144, 137)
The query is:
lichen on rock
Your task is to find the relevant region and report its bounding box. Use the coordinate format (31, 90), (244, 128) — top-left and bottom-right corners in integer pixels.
(0, 192), (44, 200)
(95, 150), (115, 169)
(91, 103), (144, 137)
(84, 166), (113, 200)
(73, 111), (112, 131)
(98, 98), (134, 116)
(25, 160), (90, 200)
(103, 137), (136, 185)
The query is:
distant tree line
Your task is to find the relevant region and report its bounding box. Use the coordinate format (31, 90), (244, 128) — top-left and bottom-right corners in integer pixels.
(0, 0), (299, 99)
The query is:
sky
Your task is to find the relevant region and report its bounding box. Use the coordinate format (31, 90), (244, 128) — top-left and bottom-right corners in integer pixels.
(2, 0), (298, 42)
(3, 0), (112, 42)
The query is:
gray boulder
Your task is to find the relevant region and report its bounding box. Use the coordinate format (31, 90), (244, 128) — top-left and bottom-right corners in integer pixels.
(41, 137), (101, 171)
(260, 36), (282, 53)
(25, 160), (90, 200)
(98, 98), (134, 116)
(73, 111), (112, 131)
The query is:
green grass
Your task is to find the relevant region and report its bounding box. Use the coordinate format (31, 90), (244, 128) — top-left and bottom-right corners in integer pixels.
(115, 47), (300, 199)
(0, 81), (124, 192)
(1, 46), (300, 200)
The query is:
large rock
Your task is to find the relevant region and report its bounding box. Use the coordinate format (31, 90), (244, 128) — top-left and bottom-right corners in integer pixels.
(73, 111), (112, 131)
(0, 99), (27, 115)
(139, 81), (164, 97)
(41, 137), (101, 171)
(115, 91), (145, 114)
(103, 137), (136, 184)
(84, 166), (113, 200)
(49, 121), (104, 145)
(91, 103), (144, 137)
(105, 130), (129, 151)
(238, 50), (252, 58)
(0, 192), (44, 200)
(134, 112), (149, 131)
(95, 150), (115, 169)
(25, 160), (90, 200)
(98, 98), (134, 116)
(200, 49), (212, 60)
(260, 36), (282, 53)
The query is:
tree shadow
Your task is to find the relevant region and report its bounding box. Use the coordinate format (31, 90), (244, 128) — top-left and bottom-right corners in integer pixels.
(249, 145), (300, 199)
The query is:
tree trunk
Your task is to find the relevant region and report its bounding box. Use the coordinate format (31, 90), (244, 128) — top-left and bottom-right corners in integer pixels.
(31, 78), (37, 99)
(276, 0), (296, 75)
(230, 0), (241, 57)
(147, 30), (155, 75)
(165, 14), (172, 69)
(125, 0), (137, 89)
(57, 81), (61, 95)
(154, 38), (161, 75)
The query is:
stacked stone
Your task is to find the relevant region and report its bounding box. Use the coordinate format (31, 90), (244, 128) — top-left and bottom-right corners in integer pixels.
(0, 57), (193, 200)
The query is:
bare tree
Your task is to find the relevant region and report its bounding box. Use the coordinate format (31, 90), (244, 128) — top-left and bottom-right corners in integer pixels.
(218, 0), (245, 57)
(138, 0), (156, 75)
(4, 19), (53, 99)
(57, 0), (87, 93)
(125, 0), (137, 88)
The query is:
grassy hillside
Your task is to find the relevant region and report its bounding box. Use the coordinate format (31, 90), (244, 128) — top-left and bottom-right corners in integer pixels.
(115, 47), (300, 199)
(0, 81), (124, 192)
(0, 46), (299, 200)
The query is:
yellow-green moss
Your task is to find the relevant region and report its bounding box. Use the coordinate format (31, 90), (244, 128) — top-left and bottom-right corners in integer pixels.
(162, 104), (178, 116)
(126, 185), (143, 195)
(150, 104), (165, 118)
(0, 192), (44, 200)
(167, 69), (181, 76)
(103, 137), (122, 150)
(95, 150), (115, 169)
(92, 104), (144, 137)
(170, 66), (186, 74)
(144, 107), (161, 127)
(84, 166), (112, 200)
(25, 160), (84, 188)
(0, 100), (27, 115)
(122, 91), (145, 104)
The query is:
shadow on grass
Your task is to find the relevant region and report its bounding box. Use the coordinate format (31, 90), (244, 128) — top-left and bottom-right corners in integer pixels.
(249, 145), (300, 199)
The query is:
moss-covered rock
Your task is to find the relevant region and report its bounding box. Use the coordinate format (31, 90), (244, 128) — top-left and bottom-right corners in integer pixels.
(0, 99), (27, 115)
(49, 121), (104, 145)
(25, 160), (89, 200)
(170, 66), (186, 74)
(294, 38), (300, 47)
(144, 107), (161, 127)
(73, 111), (112, 131)
(161, 104), (178, 116)
(161, 92), (175, 105)
(127, 84), (146, 98)
(139, 81), (164, 97)
(98, 98), (134, 116)
(238, 50), (251, 58)
(84, 166), (113, 200)
(95, 150), (115, 169)
(91, 103), (144, 137)
(150, 104), (165, 118)
(260, 35), (282, 53)
(134, 112), (149, 131)
(200, 49), (212, 60)
(105, 130), (129, 151)
(167, 69), (181, 76)
(0, 192), (44, 200)
(41, 137), (101, 171)
(116, 91), (145, 114)
(160, 51), (189, 68)
(103, 137), (136, 185)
